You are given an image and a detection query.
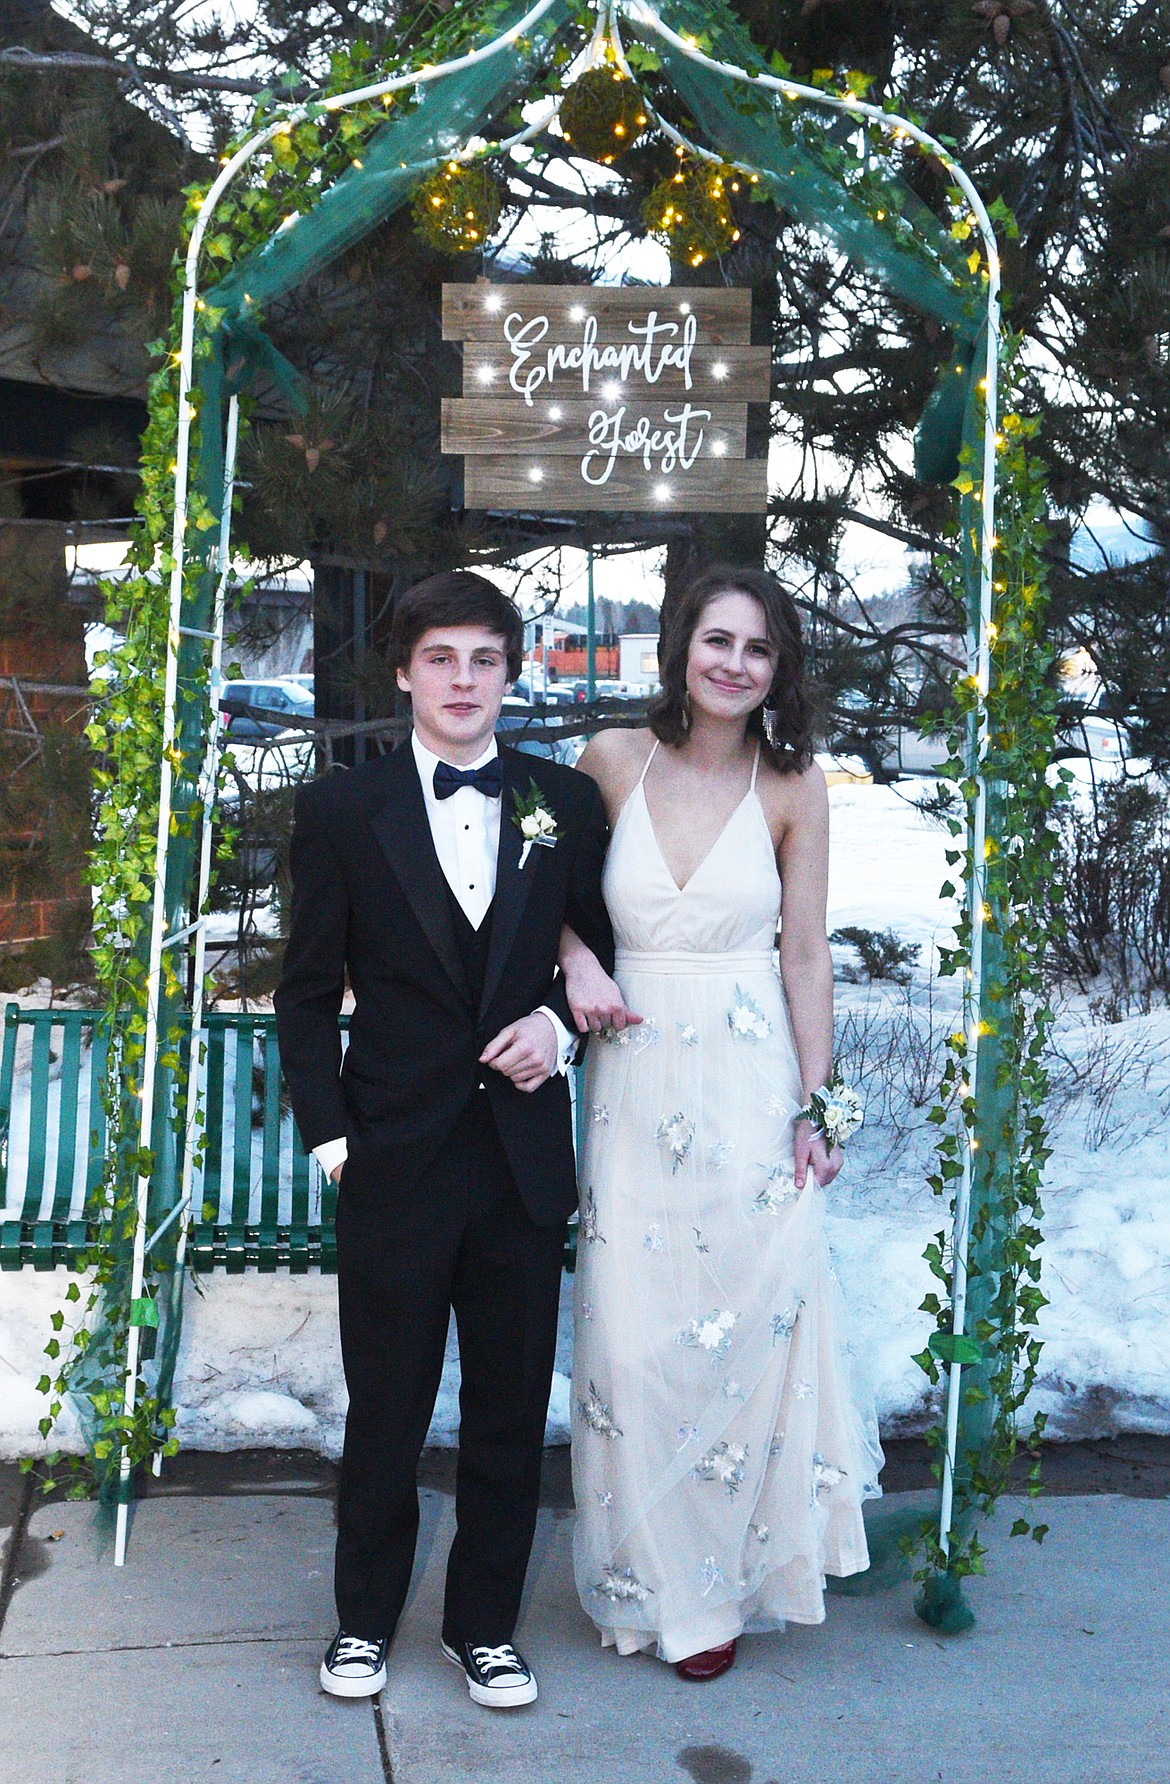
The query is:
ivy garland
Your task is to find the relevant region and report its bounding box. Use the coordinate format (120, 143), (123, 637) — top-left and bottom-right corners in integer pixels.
(28, 0), (1058, 1616)
(912, 340), (1062, 1593)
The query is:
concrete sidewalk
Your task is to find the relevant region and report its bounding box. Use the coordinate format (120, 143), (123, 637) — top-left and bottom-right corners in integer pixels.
(1, 1458), (1167, 1784)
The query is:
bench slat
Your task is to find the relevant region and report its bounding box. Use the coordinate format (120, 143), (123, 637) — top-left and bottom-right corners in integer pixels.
(229, 1018), (254, 1263)
(50, 1019), (84, 1224)
(258, 1026), (282, 1271)
(25, 1022), (52, 1230)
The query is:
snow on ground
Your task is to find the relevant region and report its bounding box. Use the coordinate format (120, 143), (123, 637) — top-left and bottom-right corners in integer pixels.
(1, 779), (1168, 1459)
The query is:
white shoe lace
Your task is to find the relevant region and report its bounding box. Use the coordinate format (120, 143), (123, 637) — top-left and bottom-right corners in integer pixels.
(333, 1635), (382, 1668)
(470, 1643), (526, 1677)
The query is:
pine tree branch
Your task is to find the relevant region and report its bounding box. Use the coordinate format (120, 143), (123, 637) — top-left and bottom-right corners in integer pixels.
(0, 46), (296, 99)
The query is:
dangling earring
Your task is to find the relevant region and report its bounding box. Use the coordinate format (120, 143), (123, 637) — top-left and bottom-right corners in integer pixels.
(681, 690), (692, 732)
(762, 704), (778, 747)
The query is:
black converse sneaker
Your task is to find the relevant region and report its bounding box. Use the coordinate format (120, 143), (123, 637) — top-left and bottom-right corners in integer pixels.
(320, 1629), (388, 1697)
(441, 1638), (538, 1708)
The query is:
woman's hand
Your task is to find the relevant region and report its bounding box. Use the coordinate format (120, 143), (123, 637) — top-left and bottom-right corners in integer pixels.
(794, 1119), (843, 1190)
(559, 924), (642, 1035)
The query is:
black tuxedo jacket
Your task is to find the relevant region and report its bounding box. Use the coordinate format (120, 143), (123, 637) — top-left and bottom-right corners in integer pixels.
(273, 741), (614, 1226)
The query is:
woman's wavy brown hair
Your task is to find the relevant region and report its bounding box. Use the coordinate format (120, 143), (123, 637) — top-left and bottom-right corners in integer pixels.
(648, 564), (815, 773)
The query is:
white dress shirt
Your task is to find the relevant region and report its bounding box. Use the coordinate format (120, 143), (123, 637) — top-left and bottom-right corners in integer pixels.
(311, 730), (576, 1180)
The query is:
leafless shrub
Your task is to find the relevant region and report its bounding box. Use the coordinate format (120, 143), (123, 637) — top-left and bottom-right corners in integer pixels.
(1044, 1020), (1170, 1152)
(834, 979), (951, 1165)
(1046, 779), (1170, 1012)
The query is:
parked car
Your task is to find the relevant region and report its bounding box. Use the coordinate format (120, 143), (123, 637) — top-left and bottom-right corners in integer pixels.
(496, 696), (578, 766)
(570, 678), (628, 703)
(220, 677), (314, 739)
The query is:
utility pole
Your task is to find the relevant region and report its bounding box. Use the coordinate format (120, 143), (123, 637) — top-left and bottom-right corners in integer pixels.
(586, 546), (597, 701)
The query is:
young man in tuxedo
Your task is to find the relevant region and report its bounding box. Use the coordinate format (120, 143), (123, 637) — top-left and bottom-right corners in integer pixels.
(274, 570), (613, 1707)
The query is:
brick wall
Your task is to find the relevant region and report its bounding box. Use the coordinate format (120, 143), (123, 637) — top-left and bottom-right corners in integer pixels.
(0, 523), (91, 954)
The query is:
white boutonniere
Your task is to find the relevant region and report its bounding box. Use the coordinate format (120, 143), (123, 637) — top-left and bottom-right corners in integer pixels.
(512, 777), (559, 869)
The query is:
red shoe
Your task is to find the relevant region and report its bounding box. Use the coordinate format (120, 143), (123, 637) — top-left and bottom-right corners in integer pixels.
(675, 1640), (736, 1681)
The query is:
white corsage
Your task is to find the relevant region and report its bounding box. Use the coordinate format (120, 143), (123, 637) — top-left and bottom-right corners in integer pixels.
(512, 778), (559, 869)
(797, 1074), (864, 1149)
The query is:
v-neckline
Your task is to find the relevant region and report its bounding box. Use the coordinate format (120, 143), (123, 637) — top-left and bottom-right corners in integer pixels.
(637, 780), (756, 896)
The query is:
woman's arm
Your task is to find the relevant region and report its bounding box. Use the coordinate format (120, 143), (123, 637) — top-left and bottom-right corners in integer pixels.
(559, 924), (641, 1034)
(772, 763), (843, 1190)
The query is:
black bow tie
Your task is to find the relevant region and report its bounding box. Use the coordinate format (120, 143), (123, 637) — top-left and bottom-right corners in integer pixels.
(432, 758), (504, 801)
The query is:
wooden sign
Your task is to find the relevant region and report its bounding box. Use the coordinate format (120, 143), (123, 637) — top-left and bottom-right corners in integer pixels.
(442, 283), (769, 514)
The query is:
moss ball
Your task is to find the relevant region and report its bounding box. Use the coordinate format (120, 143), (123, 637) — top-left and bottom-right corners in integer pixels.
(412, 161), (504, 254)
(559, 66), (649, 165)
(642, 159), (744, 267)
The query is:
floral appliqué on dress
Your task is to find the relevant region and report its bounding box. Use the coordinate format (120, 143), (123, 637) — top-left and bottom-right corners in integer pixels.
(699, 1556), (725, 1596)
(601, 1019), (661, 1052)
(656, 1111), (694, 1173)
(580, 1187), (605, 1245)
(593, 1564), (652, 1604)
(578, 1381), (622, 1439)
(752, 1163), (800, 1216)
(811, 1453), (848, 1507)
(694, 1440), (749, 1496)
(727, 986), (771, 1041)
(678, 1308), (738, 1362)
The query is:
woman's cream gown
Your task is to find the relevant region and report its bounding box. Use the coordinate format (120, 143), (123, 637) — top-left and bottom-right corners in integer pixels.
(571, 741), (882, 1662)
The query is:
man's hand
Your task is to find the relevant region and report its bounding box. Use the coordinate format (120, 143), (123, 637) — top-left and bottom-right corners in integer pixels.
(480, 1011), (559, 1092)
(330, 1164), (344, 1184)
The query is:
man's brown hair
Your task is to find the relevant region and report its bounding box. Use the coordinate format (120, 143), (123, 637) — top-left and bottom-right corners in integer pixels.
(391, 571), (525, 681)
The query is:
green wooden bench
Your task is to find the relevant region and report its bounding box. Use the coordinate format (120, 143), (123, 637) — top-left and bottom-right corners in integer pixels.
(0, 1002), (339, 1273)
(1, 1001), (582, 1273)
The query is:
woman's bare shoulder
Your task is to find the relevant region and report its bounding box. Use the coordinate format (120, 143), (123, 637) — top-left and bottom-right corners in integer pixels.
(757, 752), (828, 840)
(576, 725), (655, 808)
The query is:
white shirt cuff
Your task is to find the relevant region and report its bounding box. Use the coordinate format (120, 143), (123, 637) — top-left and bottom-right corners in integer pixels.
(312, 1136), (348, 1179)
(536, 1005), (578, 1075)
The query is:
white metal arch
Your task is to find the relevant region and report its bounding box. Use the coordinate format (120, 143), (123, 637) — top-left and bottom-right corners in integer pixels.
(119, 0), (1001, 1572)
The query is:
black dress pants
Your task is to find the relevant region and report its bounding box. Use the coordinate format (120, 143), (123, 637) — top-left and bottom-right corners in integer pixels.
(333, 1093), (566, 1643)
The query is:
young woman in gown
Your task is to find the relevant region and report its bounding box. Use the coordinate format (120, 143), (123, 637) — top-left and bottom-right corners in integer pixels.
(559, 565), (882, 1680)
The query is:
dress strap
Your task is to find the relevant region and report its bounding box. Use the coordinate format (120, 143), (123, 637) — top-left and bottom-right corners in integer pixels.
(750, 742), (761, 792)
(636, 738), (660, 788)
